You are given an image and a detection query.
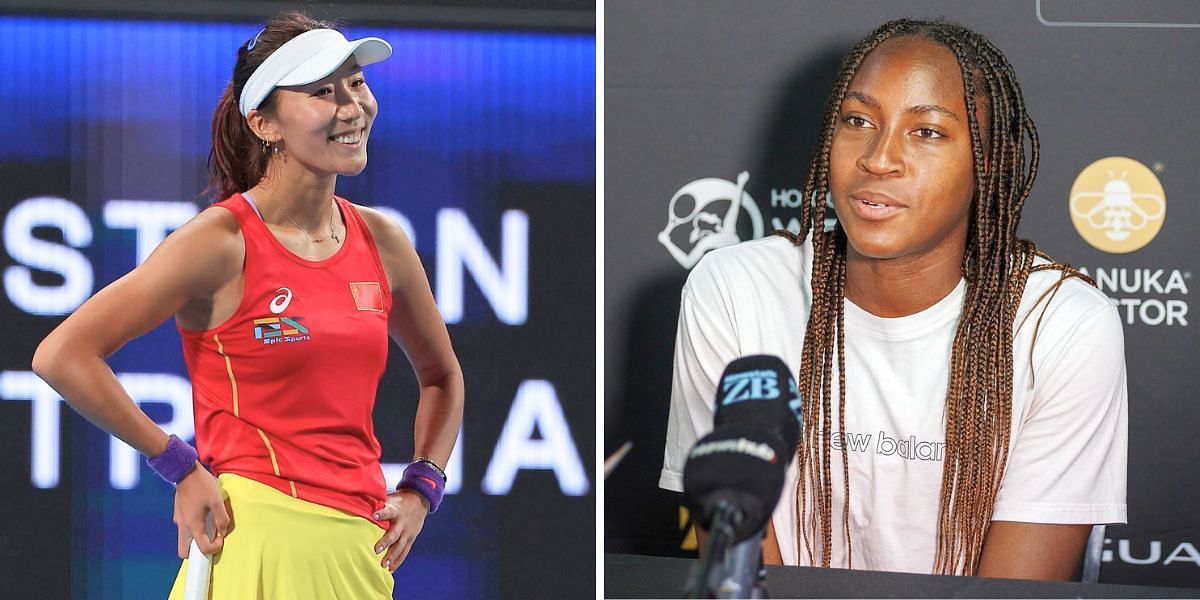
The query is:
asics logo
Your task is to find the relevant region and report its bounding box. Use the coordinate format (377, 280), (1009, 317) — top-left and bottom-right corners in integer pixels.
(269, 287), (293, 314)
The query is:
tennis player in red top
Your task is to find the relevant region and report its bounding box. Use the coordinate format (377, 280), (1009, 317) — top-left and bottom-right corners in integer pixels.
(32, 11), (463, 597)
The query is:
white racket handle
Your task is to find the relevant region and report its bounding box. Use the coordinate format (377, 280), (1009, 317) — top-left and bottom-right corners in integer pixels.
(183, 540), (211, 600)
(183, 512), (215, 600)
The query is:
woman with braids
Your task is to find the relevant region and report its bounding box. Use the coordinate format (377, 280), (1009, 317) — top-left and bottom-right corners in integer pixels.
(32, 11), (463, 597)
(661, 18), (1126, 579)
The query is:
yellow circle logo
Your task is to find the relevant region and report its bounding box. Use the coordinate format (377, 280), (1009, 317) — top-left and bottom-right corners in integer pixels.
(1069, 156), (1165, 254)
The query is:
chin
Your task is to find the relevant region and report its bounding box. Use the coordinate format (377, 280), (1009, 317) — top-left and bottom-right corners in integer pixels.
(340, 157), (369, 176)
(842, 226), (907, 260)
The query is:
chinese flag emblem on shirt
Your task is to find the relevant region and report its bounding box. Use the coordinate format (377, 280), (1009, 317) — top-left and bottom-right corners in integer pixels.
(349, 282), (384, 312)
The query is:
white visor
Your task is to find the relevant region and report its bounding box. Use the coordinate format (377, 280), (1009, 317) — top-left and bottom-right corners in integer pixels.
(238, 28), (392, 117)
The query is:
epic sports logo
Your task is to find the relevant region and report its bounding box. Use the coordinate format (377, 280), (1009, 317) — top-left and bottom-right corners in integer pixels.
(252, 316), (310, 344)
(252, 286), (311, 344)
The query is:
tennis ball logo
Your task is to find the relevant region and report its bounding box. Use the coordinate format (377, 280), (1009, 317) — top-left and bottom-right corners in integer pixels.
(1069, 157), (1165, 254)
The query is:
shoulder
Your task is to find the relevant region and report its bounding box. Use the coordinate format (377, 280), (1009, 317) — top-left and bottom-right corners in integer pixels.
(1020, 257), (1118, 324)
(176, 202), (242, 256)
(162, 203), (242, 265)
(187, 200), (242, 237)
(127, 200), (244, 298)
(180, 203), (245, 288)
(685, 234), (807, 298)
(350, 202), (411, 252)
(1016, 257), (1124, 364)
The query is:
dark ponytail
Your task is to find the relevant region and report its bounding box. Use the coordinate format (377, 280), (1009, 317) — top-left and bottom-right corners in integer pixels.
(206, 11), (339, 201)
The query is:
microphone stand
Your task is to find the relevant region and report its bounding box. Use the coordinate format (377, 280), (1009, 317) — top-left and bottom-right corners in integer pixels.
(717, 535), (767, 599)
(684, 501), (768, 598)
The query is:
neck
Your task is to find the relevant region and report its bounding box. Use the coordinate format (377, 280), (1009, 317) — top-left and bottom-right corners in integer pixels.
(843, 243), (965, 318)
(249, 156), (338, 230)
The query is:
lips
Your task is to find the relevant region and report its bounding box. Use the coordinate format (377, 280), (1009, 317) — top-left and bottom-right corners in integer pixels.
(329, 128), (365, 145)
(849, 191), (904, 221)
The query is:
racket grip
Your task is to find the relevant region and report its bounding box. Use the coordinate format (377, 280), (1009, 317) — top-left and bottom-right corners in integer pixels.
(182, 512), (216, 600)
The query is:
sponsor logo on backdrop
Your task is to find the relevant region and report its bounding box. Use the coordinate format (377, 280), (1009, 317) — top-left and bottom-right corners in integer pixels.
(1077, 266), (1189, 326)
(1069, 156), (1165, 254)
(659, 171), (764, 269)
(1102, 537), (1200, 567)
(658, 172), (843, 268)
(769, 188), (839, 234)
(1068, 157), (1186, 326)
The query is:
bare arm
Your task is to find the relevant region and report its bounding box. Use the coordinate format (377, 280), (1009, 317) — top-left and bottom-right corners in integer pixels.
(32, 206), (243, 556)
(358, 205), (464, 571)
(358, 206), (464, 468)
(976, 521), (1091, 580)
(33, 207), (242, 451)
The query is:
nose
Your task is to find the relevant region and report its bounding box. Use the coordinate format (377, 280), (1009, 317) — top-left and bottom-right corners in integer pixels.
(336, 95), (364, 122)
(856, 128), (904, 177)
(335, 85), (367, 123)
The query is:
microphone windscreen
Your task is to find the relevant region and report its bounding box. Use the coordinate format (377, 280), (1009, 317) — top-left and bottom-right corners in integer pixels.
(682, 424), (789, 542)
(713, 355), (801, 447)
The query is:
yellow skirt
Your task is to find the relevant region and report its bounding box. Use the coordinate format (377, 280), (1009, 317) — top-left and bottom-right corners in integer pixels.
(167, 473), (394, 599)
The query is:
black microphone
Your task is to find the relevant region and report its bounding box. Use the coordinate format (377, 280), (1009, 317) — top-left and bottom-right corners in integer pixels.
(683, 355), (802, 542)
(682, 355), (802, 598)
(712, 355), (801, 443)
(682, 425), (789, 542)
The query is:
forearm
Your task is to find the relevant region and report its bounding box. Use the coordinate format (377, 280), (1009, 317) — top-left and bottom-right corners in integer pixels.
(411, 367), (464, 467)
(976, 521), (1091, 580)
(33, 343), (170, 457)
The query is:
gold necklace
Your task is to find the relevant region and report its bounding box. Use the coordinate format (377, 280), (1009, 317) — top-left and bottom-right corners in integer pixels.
(283, 199), (340, 244)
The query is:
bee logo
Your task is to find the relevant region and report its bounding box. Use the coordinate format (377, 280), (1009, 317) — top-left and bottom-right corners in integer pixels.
(1069, 157), (1165, 254)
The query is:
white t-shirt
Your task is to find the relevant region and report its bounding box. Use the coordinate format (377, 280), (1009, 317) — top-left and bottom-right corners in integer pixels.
(659, 235), (1128, 573)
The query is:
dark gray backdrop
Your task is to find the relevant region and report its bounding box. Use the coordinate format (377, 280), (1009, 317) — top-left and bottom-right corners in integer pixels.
(604, 0), (1200, 588)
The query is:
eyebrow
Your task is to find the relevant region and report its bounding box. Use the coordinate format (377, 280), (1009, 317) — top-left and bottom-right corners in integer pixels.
(844, 91), (961, 122)
(301, 68), (365, 89)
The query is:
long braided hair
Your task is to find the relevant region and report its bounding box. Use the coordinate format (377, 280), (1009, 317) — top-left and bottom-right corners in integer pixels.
(780, 18), (1093, 575)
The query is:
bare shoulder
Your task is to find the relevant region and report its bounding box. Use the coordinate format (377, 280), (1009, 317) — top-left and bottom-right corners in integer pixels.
(351, 204), (419, 293)
(145, 204), (244, 297)
(352, 203), (412, 251)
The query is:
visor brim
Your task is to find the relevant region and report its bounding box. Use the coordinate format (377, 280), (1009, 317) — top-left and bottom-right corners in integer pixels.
(276, 37), (392, 87)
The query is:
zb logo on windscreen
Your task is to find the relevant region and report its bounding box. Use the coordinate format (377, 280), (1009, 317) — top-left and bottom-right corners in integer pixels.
(721, 370), (781, 406)
(722, 369), (803, 420)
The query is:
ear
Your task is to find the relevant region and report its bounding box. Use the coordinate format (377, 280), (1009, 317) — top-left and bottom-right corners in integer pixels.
(245, 108), (279, 143)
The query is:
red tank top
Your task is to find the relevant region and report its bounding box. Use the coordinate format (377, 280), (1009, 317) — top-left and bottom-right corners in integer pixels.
(179, 193), (393, 529)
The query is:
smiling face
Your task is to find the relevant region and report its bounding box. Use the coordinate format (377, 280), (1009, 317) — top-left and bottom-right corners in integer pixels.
(252, 58), (377, 178)
(829, 36), (984, 265)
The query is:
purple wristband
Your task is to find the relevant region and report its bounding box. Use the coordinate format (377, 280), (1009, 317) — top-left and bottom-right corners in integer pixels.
(398, 460), (445, 513)
(146, 435), (199, 484)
